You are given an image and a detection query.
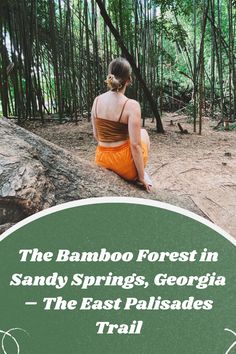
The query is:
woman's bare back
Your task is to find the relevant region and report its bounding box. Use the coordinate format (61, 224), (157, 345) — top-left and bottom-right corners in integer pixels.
(95, 91), (130, 124)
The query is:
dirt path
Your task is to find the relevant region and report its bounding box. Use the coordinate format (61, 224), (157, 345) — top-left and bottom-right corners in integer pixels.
(28, 113), (236, 238)
(148, 114), (236, 238)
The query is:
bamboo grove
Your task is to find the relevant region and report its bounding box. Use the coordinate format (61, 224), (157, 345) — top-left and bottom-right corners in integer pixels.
(0, 0), (235, 132)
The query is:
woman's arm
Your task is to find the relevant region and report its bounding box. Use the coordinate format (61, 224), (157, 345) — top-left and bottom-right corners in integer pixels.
(128, 101), (151, 192)
(91, 98), (98, 141)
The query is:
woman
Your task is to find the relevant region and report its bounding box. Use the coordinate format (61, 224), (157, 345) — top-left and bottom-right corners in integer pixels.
(91, 57), (152, 192)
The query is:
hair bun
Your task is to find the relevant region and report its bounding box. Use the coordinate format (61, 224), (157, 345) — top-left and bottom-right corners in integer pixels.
(105, 73), (121, 91)
(105, 74), (115, 86)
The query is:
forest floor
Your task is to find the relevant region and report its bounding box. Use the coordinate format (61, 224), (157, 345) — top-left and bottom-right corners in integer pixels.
(28, 113), (236, 238)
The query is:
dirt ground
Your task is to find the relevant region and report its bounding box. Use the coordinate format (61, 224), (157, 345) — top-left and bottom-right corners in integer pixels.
(28, 113), (236, 239)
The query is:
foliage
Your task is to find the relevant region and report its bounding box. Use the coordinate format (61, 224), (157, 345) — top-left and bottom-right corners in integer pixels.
(0, 0), (235, 126)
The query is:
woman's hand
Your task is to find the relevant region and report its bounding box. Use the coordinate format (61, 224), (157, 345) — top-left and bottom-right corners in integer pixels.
(138, 177), (152, 193)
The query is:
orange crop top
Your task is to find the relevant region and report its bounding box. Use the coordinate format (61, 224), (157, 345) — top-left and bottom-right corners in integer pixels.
(94, 97), (129, 143)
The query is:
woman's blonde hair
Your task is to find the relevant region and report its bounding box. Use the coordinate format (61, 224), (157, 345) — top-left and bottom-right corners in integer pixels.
(105, 57), (132, 92)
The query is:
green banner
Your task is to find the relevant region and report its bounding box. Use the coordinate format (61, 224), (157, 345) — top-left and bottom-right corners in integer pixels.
(0, 198), (235, 354)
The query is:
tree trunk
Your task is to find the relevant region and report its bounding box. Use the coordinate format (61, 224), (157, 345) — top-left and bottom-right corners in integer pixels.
(0, 118), (206, 233)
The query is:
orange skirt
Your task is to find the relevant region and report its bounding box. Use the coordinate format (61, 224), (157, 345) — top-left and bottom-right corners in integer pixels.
(95, 140), (148, 181)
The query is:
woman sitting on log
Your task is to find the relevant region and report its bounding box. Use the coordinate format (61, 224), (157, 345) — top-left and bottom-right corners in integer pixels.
(91, 57), (152, 192)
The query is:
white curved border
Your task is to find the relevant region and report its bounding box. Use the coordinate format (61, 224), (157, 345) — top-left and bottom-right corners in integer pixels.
(0, 197), (235, 246)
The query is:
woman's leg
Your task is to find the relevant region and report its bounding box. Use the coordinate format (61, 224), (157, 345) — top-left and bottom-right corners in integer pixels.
(141, 128), (150, 152)
(141, 129), (153, 187)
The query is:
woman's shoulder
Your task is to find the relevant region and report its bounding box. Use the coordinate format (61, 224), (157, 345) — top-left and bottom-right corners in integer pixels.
(94, 93), (101, 101)
(97, 91), (110, 98)
(126, 98), (141, 112)
(93, 92), (109, 103)
(127, 98), (140, 105)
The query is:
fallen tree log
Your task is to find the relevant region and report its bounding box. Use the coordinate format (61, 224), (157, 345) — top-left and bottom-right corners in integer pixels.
(0, 118), (207, 232)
